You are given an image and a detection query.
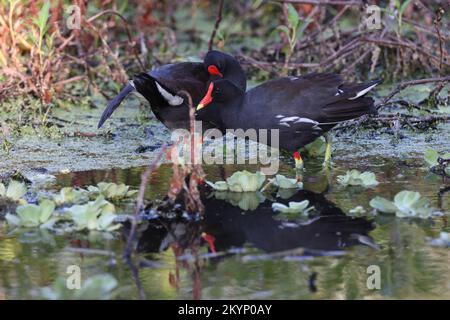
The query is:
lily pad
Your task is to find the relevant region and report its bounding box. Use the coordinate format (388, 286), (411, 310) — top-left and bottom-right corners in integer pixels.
(337, 170), (379, 187)
(207, 170), (266, 193)
(349, 206), (367, 215)
(87, 182), (137, 201)
(206, 180), (229, 191)
(423, 148), (450, 167)
(6, 199), (56, 228)
(226, 170), (266, 192)
(0, 180), (27, 201)
(272, 200), (314, 220)
(369, 190), (439, 218)
(53, 187), (89, 205)
(270, 174), (303, 189)
(67, 196), (120, 232)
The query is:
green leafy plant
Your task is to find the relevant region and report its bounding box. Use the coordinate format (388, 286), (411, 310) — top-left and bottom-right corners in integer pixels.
(87, 182), (138, 201)
(337, 170), (379, 187)
(269, 174), (303, 189)
(275, 3), (313, 73)
(423, 149), (450, 176)
(41, 274), (118, 300)
(369, 190), (439, 218)
(301, 136), (326, 158)
(6, 199), (55, 228)
(67, 196), (121, 232)
(207, 170), (266, 192)
(272, 200), (314, 220)
(348, 206), (367, 216)
(0, 180), (27, 202)
(424, 148), (450, 167)
(53, 187), (90, 205)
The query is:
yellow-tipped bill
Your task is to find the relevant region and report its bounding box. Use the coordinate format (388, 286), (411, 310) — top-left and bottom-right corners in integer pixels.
(196, 82), (214, 111)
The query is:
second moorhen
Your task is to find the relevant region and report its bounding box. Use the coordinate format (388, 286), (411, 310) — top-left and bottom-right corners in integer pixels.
(97, 50), (246, 131)
(196, 73), (380, 169)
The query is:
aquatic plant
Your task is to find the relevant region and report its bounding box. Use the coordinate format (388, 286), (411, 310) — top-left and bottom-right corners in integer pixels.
(0, 180), (27, 202)
(41, 274), (118, 300)
(53, 187), (90, 205)
(369, 191), (440, 218)
(6, 199), (55, 228)
(67, 196), (121, 232)
(423, 148), (450, 176)
(337, 170), (379, 187)
(272, 200), (314, 220)
(207, 170), (266, 192)
(424, 148), (450, 167)
(269, 174), (303, 189)
(275, 3), (313, 73)
(87, 182), (138, 201)
(348, 206), (367, 216)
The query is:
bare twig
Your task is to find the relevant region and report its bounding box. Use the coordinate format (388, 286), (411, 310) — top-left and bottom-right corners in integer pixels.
(380, 76), (450, 105)
(269, 0), (362, 5)
(208, 0), (224, 51)
(124, 143), (168, 259)
(87, 9), (145, 70)
(434, 7), (445, 75)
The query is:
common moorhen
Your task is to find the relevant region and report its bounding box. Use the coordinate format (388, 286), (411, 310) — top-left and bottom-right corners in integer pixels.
(97, 50), (246, 131)
(196, 73), (380, 169)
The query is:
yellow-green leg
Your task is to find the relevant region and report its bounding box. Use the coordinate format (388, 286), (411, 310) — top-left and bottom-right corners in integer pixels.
(323, 133), (332, 167)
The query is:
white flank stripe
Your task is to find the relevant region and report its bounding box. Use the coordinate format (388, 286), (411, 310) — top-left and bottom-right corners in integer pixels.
(129, 80), (135, 89)
(155, 82), (184, 106)
(276, 114), (285, 118)
(348, 82), (379, 100)
(280, 116), (299, 122)
(294, 117), (318, 125)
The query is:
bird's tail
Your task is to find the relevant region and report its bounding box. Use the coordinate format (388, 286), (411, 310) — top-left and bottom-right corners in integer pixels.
(322, 97), (376, 123)
(97, 83), (135, 128)
(321, 80), (381, 123)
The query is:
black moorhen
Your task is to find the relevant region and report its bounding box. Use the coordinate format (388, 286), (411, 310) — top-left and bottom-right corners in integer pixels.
(97, 50), (246, 131)
(196, 73), (380, 169)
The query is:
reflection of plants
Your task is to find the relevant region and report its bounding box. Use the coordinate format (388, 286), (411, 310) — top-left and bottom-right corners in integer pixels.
(337, 170), (379, 188)
(214, 191), (265, 211)
(370, 190), (440, 218)
(41, 274), (118, 300)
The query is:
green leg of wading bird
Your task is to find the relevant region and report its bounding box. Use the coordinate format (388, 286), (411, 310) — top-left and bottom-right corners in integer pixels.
(323, 133), (332, 167)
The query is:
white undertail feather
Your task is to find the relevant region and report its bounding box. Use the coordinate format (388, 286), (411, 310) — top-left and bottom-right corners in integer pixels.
(155, 81), (183, 106)
(348, 82), (379, 100)
(129, 80), (136, 89)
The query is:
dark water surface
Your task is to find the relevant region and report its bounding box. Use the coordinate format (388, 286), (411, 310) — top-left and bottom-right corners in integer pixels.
(1, 152), (449, 300)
